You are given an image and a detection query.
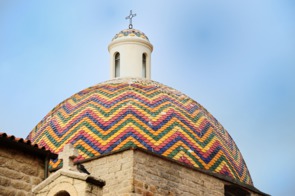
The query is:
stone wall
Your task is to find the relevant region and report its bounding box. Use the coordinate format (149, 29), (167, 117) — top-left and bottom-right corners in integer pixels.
(132, 150), (262, 196)
(83, 150), (134, 196)
(67, 149), (264, 196)
(0, 145), (45, 196)
(133, 150), (224, 196)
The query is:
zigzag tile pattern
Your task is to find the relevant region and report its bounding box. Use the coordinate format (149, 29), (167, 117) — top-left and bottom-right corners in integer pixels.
(27, 78), (253, 185)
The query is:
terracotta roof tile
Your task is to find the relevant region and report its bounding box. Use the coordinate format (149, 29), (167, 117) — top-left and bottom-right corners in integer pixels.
(0, 132), (57, 159)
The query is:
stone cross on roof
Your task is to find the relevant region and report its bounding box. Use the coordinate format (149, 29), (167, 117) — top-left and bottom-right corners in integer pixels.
(58, 143), (78, 171)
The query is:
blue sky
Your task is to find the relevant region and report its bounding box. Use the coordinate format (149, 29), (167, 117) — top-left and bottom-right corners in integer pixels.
(0, 1), (294, 195)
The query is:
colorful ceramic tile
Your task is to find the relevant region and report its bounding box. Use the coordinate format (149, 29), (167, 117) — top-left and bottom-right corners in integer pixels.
(112, 29), (149, 41)
(27, 78), (252, 185)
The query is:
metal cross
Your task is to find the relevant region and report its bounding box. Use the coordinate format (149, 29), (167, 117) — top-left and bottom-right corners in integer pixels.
(125, 10), (136, 29)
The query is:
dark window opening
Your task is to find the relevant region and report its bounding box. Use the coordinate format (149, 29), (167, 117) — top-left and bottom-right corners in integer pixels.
(115, 52), (120, 77)
(225, 185), (250, 196)
(55, 190), (71, 196)
(142, 53), (146, 78)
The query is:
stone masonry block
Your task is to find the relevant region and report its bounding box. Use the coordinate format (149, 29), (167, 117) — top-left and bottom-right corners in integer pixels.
(20, 163), (38, 176)
(15, 190), (27, 196)
(0, 167), (24, 180)
(122, 160), (133, 170)
(108, 163), (121, 173)
(14, 153), (35, 165)
(0, 186), (17, 196)
(0, 156), (7, 166)
(10, 180), (31, 192)
(0, 176), (11, 186)
(0, 148), (14, 158)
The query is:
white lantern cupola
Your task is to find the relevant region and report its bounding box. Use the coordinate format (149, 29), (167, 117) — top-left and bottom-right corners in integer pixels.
(108, 11), (153, 79)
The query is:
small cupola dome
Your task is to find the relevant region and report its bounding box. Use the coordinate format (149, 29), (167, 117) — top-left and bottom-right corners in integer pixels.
(111, 29), (150, 41)
(108, 28), (153, 79)
(108, 11), (153, 80)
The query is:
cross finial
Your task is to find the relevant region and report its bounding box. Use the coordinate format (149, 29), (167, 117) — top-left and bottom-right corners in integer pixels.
(59, 143), (78, 171)
(125, 10), (136, 29)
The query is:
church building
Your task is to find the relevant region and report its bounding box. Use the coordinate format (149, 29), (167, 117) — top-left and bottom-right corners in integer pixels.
(0, 11), (268, 196)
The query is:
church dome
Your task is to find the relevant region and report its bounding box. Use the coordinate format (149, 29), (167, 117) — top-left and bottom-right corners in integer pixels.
(112, 29), (149, 41)
(27, 77), (253, 186)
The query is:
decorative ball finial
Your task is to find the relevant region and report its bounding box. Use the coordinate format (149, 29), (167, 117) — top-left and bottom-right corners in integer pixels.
(125, 10), (136, 29)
